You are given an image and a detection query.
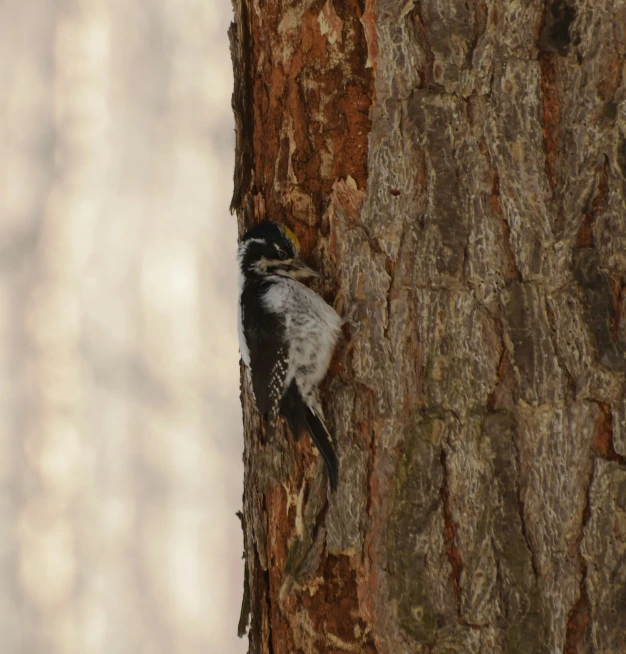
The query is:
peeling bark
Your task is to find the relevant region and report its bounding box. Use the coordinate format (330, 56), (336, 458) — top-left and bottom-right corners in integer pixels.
(231, 1), (626, 652)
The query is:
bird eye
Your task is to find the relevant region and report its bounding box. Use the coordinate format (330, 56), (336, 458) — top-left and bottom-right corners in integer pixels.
(277, 249), (288, 260)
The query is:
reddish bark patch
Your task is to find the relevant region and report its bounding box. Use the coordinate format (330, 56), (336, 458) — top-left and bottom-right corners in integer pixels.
(301, 555), (376, 652)
(360, 0), (378, 73)
(593, 402), (613, 457)
(609, 273), (622, 339)
(249, 0), (373, 229)
(564, 583), (591, 654)
(593, 403), (626, 464)
(539, 53), (560, 191)
(318, 0), (344, 45)
(266, 487), (299, 654)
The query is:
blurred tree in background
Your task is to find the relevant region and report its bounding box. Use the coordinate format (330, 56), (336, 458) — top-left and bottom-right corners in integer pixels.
(1, 2), (244, 653)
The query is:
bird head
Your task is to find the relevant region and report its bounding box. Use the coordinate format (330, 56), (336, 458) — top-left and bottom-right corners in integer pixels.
(237, 221), (325, 281)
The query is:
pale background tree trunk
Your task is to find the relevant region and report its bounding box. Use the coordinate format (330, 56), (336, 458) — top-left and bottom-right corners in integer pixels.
(231, 1), (626, 652)
(1, 2), (244, 653)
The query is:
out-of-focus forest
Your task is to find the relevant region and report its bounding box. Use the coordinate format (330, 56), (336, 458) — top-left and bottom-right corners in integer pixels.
(0, 1), (245, 653)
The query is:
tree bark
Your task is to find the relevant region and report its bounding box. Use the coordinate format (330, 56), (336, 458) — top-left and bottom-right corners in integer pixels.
(230, 1), (626, 652)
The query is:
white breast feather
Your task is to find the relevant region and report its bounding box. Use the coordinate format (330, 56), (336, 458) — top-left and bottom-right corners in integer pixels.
(262, 277), (341, 388)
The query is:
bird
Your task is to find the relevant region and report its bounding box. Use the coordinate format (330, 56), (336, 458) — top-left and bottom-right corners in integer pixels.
(237, 221), (342, 490)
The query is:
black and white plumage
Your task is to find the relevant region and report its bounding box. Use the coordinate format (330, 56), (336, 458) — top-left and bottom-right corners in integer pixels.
(237, 221), (342, 490)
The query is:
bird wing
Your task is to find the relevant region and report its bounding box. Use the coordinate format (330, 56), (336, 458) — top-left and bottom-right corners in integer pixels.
(240, 280), (289, 419)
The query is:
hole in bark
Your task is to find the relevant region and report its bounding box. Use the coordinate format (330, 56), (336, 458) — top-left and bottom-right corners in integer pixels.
(539, 0), (577, 56)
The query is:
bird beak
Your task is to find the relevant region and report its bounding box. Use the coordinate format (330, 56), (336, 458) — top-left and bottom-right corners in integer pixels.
(291, 258), (327, 280)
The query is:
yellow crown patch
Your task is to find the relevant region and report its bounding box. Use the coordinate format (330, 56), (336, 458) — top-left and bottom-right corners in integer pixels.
(281, 225), (300, 251)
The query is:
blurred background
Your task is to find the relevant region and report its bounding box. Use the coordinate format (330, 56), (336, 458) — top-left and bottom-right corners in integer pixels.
(0, 1), (246, 653)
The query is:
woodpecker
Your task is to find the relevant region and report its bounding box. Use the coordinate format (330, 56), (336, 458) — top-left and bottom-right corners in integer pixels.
(237, 221), (341, 490)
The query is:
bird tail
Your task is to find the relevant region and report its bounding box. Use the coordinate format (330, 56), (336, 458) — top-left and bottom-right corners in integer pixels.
(280, 381), (339, 491)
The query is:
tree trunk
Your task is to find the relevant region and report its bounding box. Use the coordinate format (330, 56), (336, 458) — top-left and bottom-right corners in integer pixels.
(230, 1), (626, 652)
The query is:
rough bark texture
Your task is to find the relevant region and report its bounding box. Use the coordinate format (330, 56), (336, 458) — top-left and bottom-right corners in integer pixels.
(231, 1), (626, 652)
